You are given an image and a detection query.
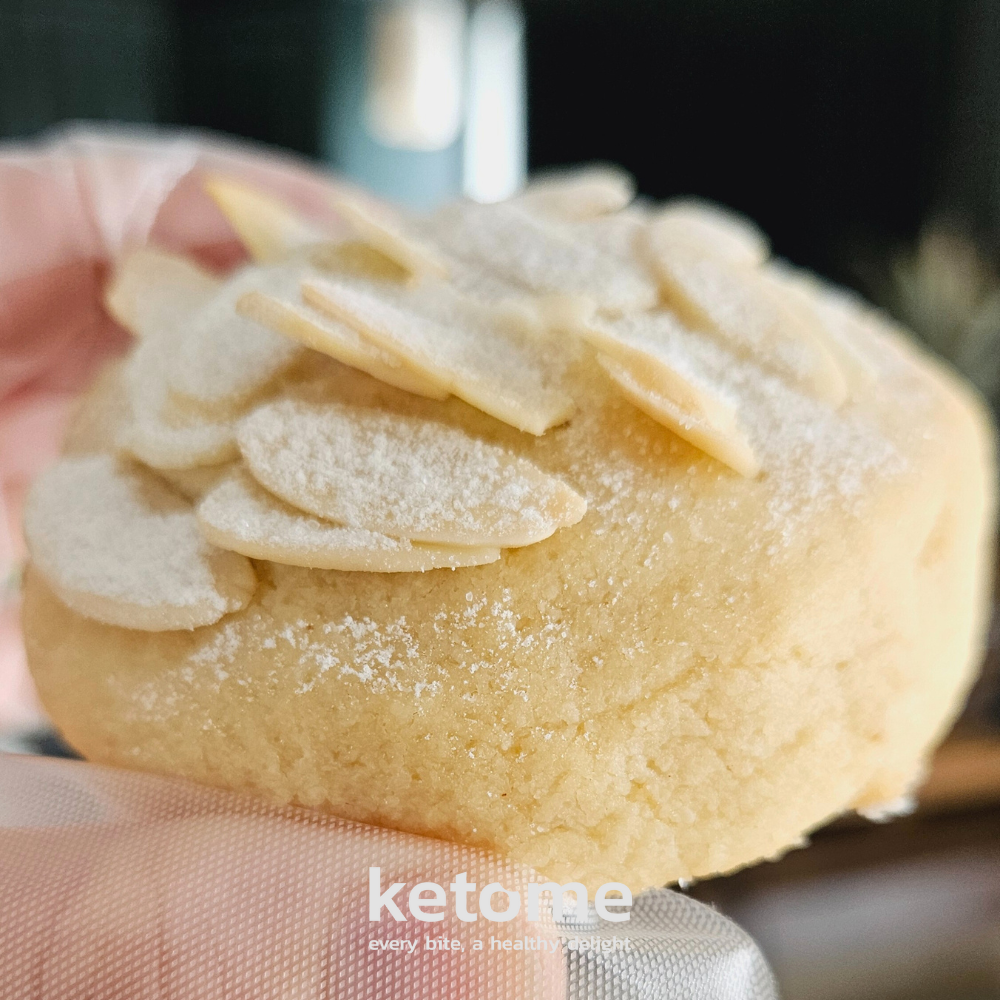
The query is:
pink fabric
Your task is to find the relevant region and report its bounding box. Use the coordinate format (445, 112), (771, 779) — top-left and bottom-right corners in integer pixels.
(0, 125), (351, 732)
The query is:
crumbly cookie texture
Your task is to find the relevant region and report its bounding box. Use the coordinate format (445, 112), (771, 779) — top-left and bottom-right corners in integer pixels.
(23, 170), (997, 892)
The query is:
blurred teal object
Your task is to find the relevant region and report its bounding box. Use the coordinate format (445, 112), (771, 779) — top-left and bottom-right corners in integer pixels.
(320, 0), (464, 210)
(0, 0), (526, 212)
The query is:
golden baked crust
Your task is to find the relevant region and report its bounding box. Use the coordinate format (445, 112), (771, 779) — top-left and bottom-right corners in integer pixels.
(25, 321), (996, 890)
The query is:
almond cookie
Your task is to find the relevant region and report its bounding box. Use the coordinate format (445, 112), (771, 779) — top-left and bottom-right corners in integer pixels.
(23, 173), (996, 892)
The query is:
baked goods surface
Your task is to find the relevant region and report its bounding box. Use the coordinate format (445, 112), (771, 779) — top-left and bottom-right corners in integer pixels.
(22, 169), (996, 891)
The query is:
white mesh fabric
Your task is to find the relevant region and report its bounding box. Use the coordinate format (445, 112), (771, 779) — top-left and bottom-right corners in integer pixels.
(0, 754), (564, 999)
(0, 755), (776, 999)
(557, 892), (777, 999)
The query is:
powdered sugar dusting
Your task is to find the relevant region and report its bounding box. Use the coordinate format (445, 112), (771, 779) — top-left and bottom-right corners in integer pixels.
(23, 454), (255, 630)
(85, 178), (940, 667)
(166, 266), (304, 410)
(656, 252), (846, 404)
(583, 311), (759, 476)
(197, 468), (500, 572)
(238, 399), (586, 547)
(118, 326), (237, 470)
(421, 200), (657, 313)
(302, 273), (575, 435)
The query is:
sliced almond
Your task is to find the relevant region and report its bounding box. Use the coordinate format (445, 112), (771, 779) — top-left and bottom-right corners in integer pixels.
(583, 310), (760, 476)
(598, 354), (760, 478)
(332, 191), (449, 279)
(584, 311), (740, 423)
(309, 240), (411, 282)
(118, 408), (237, 471)
(302, 274), (574, 434)
(237, 287), (448, 400)
(421, 200), (658, 313)
(163, 266), (305, 417)
(445, 259), (539, 312)
(647, 200), (769, 269)
(238, 399), (587, 547)
(24, 454), (255, 631)
(104, 247), (220, 339)
(516, 165), (635, 221)
(763, 265), (881, 388)
(652, 250), (847, 406)
(118, 334), (238, 470)
(312, 236), (532, 317)
(581, 207), (651, 258)
(535, 292), (598, 333)
(204, 174), (330, 263)
(197, 469), (500, 572)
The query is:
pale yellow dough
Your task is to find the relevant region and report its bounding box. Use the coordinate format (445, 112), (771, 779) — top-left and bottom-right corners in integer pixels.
(24, 306), (996, 891)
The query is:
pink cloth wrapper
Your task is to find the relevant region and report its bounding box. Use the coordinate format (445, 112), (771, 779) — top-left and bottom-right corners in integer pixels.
(0, 123), (350, 731)
(0, 127), (777, 999)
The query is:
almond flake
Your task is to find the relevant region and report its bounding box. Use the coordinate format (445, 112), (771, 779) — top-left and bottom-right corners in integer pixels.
(238, 399), (588, 547)
(598, 354), (760, 478)
(302, 274), (575, 434)
(24, 454), (255, 630)
(652, 250), (847, 405)
(197, 469), (501, 572)
(204, 174), (331, 262)
(647, 200), (770, 269)
(117, 306), (238, 470)
(309, 241), (411, 282)
(516, 165), (635, 221)
(583, 309), (760, 476)
(118, 402), (236, 471)
(420, 199), (658, 313)
(763, 265), (882, 389)
(332, 191), (449, 279)
(314, 236), (532, 317)
(237, 286), (448, 400)
(163, 266), (306, 416)
(104, 247), (220, 339)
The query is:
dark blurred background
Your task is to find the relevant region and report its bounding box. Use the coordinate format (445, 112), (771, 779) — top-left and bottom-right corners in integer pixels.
(6, 0), (1000, 403)
(5, 2), (1000, 997)
(2, 1), (998, 276)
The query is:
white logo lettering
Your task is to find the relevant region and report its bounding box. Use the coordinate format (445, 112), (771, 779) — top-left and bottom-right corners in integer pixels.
(408, 882), (446, 922)
(449, 872), (478, 922)
(526, 881), (589, 922)
(478, 882), (520, 922)
(369, 867), (406, 921)
(594, 883), (632, 922)
(366, 868), (631, 923)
